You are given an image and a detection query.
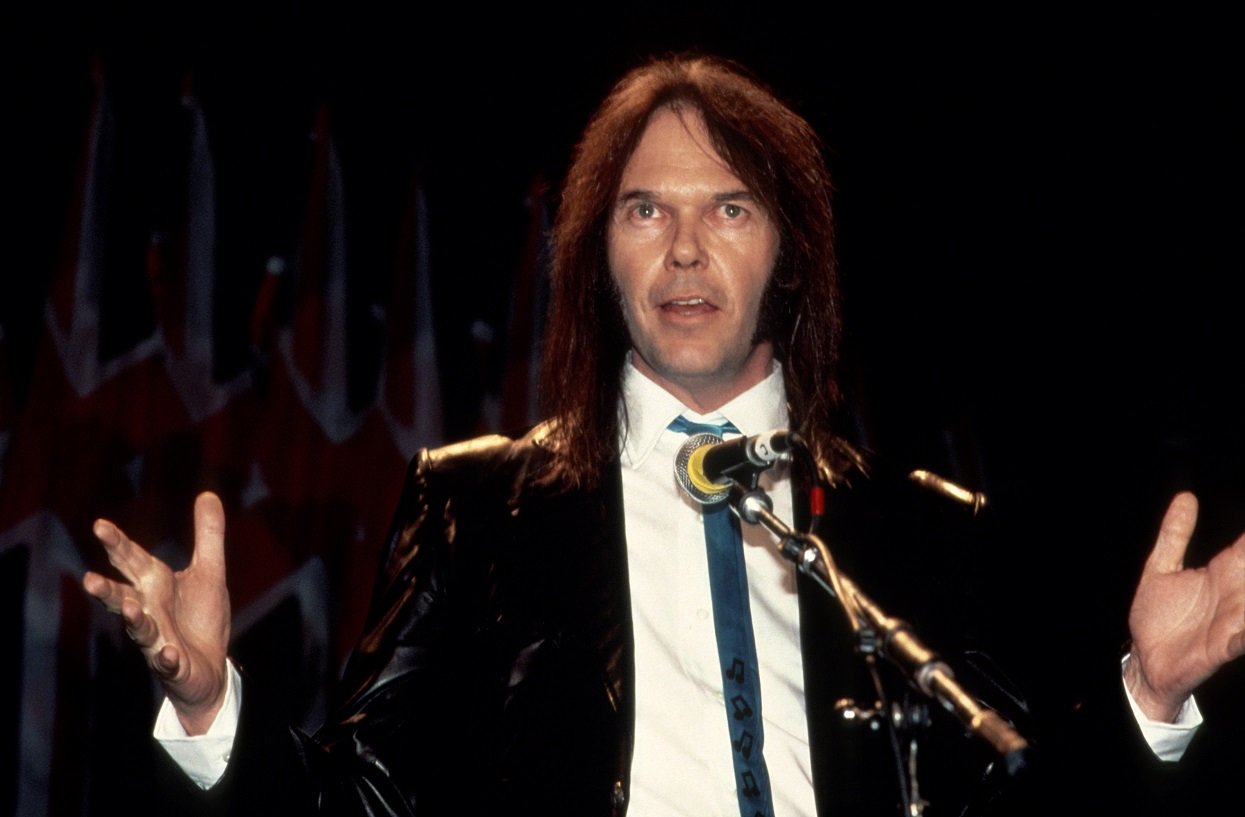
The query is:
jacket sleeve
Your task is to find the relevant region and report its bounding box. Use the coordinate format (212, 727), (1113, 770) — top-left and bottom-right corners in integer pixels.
(146, 438), (514, 817)
(808, 458), (1225, 817)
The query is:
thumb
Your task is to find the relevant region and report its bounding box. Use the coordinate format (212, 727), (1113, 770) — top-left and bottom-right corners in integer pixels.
(1145, 491), (1197, 576)
(191, 491), (227, 571)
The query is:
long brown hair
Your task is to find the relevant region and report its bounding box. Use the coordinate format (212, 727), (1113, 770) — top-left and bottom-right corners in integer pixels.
(540, 54), (846, 487)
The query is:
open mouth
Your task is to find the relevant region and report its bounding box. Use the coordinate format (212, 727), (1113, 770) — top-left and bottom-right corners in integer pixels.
(661, 297), (716, 315)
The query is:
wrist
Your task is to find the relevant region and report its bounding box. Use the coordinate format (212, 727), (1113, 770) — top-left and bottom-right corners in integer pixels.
(171, 667), (230, 736)
(1123, 652), (1182, 723)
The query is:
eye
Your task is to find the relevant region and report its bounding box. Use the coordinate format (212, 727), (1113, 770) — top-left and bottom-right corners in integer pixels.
(721, 203), (745, 219)
(634, 201), (657, 219)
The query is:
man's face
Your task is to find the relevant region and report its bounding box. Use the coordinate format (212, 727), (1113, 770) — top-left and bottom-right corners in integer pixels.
(607, 107), (780, 412)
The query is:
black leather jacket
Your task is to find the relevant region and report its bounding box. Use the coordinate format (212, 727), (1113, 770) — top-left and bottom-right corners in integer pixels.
(144, 425), (1208, 817)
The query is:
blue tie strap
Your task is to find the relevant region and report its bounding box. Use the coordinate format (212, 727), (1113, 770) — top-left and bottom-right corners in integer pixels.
(668, 416), (775, 817)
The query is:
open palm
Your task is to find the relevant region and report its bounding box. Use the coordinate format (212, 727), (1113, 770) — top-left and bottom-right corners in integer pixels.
(1127, 492), (1245, 722)
(83, 492), (231, 735)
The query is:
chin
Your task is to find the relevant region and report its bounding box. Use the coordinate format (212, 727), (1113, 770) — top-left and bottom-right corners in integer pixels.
(653, 354), (729, 383)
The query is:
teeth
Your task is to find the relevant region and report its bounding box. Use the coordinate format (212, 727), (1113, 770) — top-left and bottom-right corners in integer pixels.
(669, 298), (706, 306)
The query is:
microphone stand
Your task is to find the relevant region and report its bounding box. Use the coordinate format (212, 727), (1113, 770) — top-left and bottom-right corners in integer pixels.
(728, 480), (1031, 778)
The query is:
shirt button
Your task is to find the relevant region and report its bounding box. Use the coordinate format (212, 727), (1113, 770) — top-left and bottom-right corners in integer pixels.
(696, 608), (709, 620)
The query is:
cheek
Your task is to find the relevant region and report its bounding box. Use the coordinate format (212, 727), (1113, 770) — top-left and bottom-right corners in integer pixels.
(752, 237), (781, 300)
(740, 247), (778, 306)
(606, 230), (623, 282)
(607, 240), (648, 308)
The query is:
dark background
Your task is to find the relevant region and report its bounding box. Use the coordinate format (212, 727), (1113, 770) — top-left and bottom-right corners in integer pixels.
(1, 4), (1241, 815)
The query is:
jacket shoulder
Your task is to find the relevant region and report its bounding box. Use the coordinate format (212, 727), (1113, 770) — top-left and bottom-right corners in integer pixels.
(829, 444), (989, 518)
(414, 420), (561, 487)
(374, 422), (565, 577)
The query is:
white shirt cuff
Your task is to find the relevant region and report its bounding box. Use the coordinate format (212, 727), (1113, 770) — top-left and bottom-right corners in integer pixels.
(152, 661), (242, 789)
(1121, 655), (1202, 762)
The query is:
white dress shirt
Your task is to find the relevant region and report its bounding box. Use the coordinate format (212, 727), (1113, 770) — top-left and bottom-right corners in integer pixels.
(619, 360), (815, 817)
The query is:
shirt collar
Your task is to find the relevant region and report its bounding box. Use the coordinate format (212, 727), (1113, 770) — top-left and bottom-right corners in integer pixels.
(619, 355), (789, 470)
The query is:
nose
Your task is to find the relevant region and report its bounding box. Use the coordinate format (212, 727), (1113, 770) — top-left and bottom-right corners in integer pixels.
(666, 217), (706, 269)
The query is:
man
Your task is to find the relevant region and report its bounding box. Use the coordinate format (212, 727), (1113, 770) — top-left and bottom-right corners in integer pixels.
(84, 54), (1244, 816)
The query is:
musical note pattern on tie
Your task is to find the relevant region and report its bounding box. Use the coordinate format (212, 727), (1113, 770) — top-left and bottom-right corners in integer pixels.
(668, 416), (775, 817)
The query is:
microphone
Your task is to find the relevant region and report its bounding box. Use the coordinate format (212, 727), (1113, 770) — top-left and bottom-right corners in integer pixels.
(674, 429), (793, 504)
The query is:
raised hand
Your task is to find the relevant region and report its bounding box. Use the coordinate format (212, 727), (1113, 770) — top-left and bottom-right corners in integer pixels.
(1126, 491), (1245, 722)
(82, 491), (231, 735)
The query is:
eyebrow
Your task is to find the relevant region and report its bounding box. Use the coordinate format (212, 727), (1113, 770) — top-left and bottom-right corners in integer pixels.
(616, 189), (657, 205)
(615, 188), (758, 205)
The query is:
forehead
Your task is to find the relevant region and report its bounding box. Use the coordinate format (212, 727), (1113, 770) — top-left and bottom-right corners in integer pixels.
(618, 107), (746, 192)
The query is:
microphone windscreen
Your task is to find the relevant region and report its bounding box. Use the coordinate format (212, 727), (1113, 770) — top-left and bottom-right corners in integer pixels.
(674, 432), (731, 505)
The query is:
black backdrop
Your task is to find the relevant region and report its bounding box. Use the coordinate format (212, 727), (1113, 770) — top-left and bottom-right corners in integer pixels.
(1, 5), (1242, 816)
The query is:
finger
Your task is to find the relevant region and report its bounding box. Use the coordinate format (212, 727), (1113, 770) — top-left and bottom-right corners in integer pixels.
(1228, 629), (1245, 662)
(1219, 535), (1245, 660)
(191, 492), (226, 571)
(82, 570), (134, 614)
(92, 518), (152, 584)
(153, 643), (182, 679)
(1145, 491), (1198, 575)
(120, 597), (160, 647)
